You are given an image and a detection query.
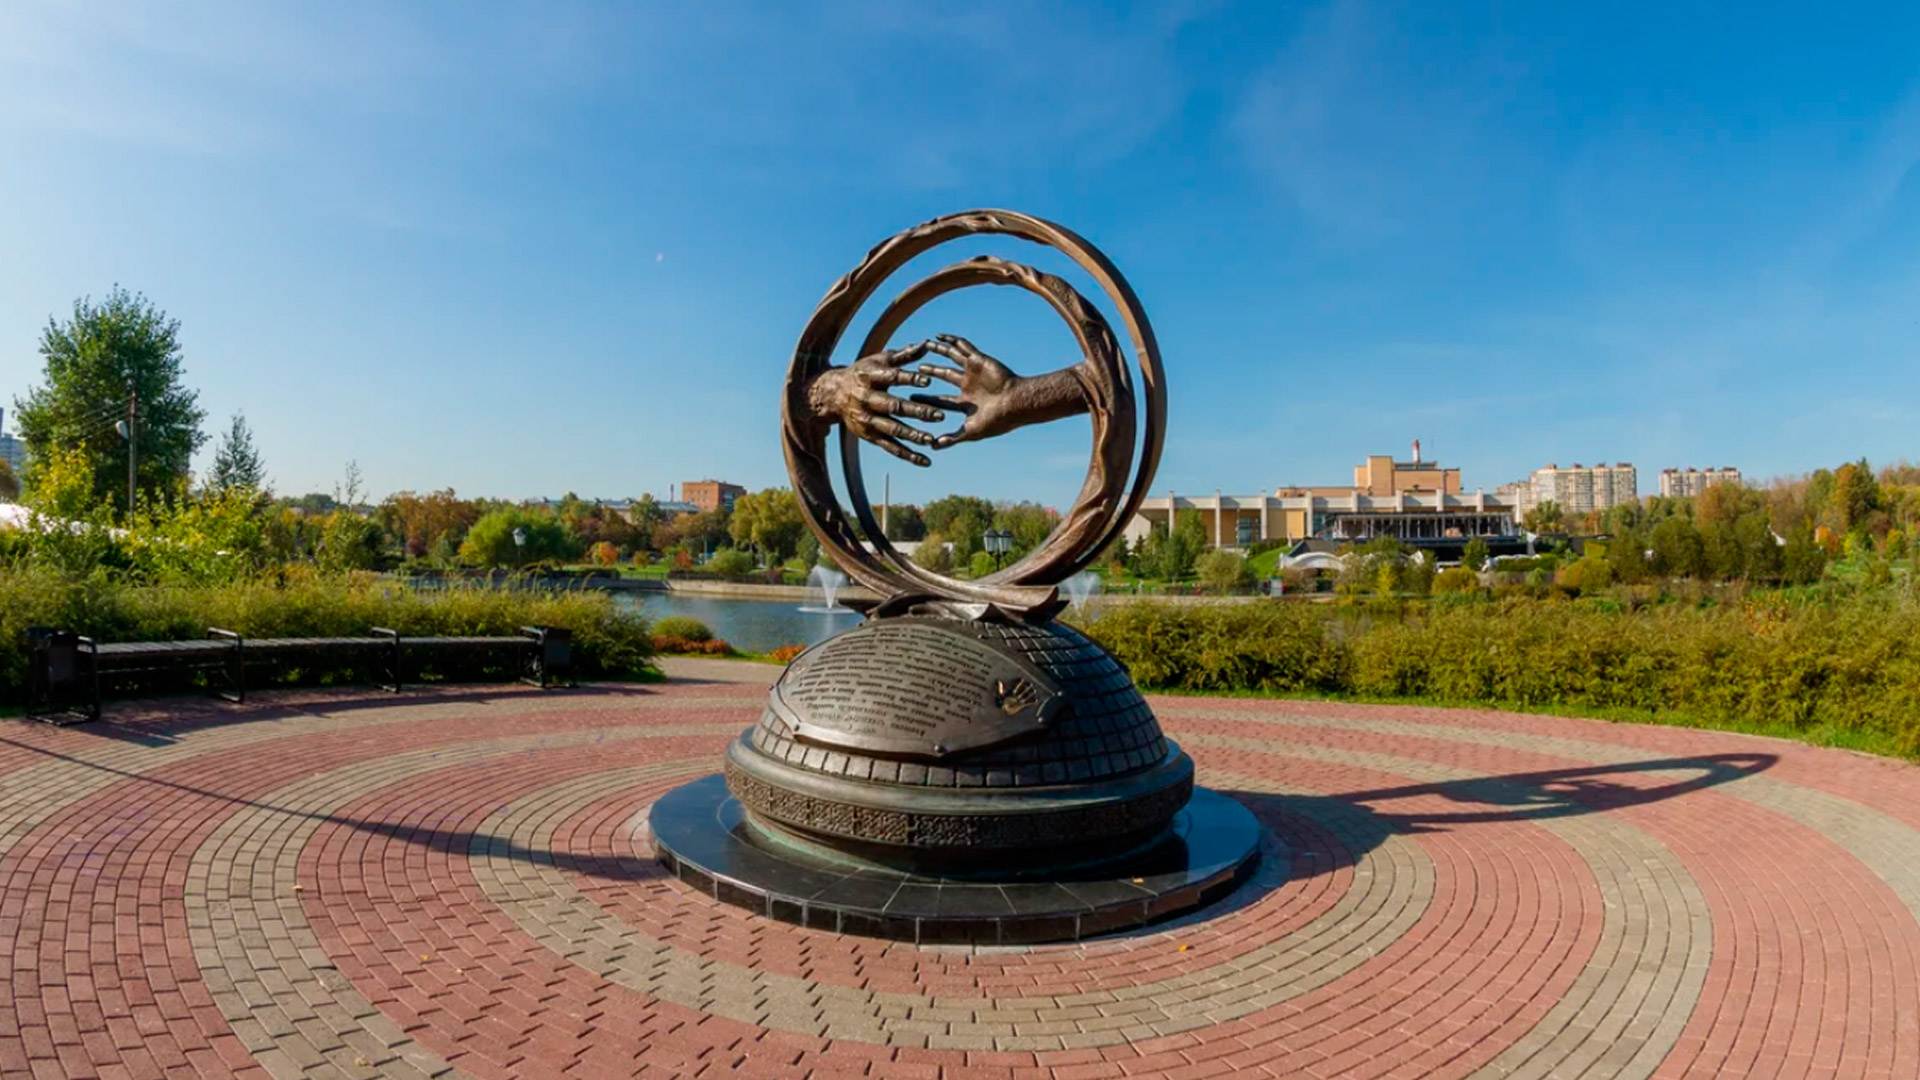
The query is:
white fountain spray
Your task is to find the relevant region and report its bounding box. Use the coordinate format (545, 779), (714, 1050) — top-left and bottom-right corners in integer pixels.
(800, 564), (851, 614)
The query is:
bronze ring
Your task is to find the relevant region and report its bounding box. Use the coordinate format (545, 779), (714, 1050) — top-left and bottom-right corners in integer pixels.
(781, 209), (1166, 613)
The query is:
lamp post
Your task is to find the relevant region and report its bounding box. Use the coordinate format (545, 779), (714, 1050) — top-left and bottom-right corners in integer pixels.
(984, 528), (1012, 570)
(114, 389), (137, 518)
(511, 526), (527, 572)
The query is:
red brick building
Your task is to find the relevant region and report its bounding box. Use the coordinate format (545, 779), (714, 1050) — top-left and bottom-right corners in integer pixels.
(682, 480), (746, 514)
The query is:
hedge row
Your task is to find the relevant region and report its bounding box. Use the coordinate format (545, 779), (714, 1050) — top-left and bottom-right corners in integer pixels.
(1078, 594), (1920, 755)
(0, 567), (655, 704)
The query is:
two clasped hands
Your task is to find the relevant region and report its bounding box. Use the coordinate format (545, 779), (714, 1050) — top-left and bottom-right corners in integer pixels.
(803, 335), (1091, 467)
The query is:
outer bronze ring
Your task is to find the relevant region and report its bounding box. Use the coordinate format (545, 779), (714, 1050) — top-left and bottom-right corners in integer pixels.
(780, 209), (1166, 612)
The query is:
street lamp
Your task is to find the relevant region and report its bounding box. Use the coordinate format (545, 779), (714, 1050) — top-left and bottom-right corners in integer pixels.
(511, 526), (527, 571)
(984, 528), (1012, 570)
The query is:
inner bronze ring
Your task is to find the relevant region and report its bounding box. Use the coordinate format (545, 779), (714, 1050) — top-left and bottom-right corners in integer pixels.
(838, 258), (1133, 600)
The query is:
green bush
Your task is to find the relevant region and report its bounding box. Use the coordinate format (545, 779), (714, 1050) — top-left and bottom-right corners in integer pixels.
(0, 567), (654, 704)
(1078, 591), (1920, 756)
(705, 548), (754, 576)
(650, 615), (713, 642)
(1432, 566), (1481, 595)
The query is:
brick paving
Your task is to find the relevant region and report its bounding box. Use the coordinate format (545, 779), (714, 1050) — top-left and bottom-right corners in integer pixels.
(3, 665), (1919, 1078)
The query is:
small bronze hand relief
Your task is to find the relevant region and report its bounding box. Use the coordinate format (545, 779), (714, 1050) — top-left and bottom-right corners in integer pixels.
(803, 335), (1093, 465)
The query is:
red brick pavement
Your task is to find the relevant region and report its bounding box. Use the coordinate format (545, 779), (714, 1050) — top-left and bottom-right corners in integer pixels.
(2, 674), (1918, 1078)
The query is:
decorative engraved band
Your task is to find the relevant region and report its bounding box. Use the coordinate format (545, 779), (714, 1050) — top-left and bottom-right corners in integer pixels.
(724, 742), (1195, 853)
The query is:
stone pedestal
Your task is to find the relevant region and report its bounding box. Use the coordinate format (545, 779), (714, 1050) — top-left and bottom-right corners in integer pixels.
(650, 616), (1259, 942)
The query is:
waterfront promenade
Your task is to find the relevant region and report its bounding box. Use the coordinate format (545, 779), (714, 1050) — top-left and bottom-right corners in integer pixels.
(3, 661), (1917, 1078)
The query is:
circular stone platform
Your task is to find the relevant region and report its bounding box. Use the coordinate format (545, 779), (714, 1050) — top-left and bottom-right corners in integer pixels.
(6, 664), (1920, 1080)
(652, 776), (1261, 944)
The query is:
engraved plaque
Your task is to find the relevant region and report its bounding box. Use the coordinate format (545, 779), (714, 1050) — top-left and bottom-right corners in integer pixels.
(770, 619), (1064, 759)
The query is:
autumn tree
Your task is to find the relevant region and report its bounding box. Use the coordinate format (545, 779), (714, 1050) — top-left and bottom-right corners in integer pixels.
(13, 287), (207, 518)
(730, 488), (806, 563)
(381, 489), (481, 559)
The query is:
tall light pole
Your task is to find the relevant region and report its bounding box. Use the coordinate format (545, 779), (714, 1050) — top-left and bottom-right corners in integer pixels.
(114, 389), (137, 518)
(512, 526), (527, 572)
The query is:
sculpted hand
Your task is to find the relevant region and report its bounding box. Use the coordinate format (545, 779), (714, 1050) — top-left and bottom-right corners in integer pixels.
(803, 341), (947, 467)
(915, 334), (1089, 447)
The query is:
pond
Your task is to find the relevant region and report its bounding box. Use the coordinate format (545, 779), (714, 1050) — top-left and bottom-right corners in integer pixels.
(617, 592), (862, 654)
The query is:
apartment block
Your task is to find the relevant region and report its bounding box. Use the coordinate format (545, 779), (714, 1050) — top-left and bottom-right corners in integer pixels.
(1659, 466), (1742, 498)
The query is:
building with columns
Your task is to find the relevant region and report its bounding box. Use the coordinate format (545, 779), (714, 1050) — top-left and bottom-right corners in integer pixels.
(1123, 447), (1517, 550)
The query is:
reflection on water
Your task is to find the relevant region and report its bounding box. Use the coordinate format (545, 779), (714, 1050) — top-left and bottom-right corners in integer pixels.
(617, 593), (861, 654)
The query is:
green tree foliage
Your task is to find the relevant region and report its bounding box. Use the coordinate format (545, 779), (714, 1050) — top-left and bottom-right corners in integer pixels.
(1432, 566), (1481, 595)
(206, 412), (267, 493)
(1650, 517), (1706, 578)
(993, 502), (1059, 556)
(458, 509), (575, 567)
(1556, 556), (1615, 595)
(729, 488), (806, 563)
(1462, 537), (1490, 571)
(14, 288), (208, 519)
(969, 550), (996, 578)
(913, 533), (954, 572)
(1196, 549), (1254, 594)
(1521, 499), (1565, 535)
(1605, 528), (1650, 584)
(1134, 510), (1206, 581)
(883, 503), (926, 541)
(922, 495), (994, 558)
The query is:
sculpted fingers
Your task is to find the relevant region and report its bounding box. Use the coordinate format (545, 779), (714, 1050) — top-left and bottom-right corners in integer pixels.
(865, 392), (945, 424)
(919, 363), (966, 388)
(878, 341), (931, 368)
(871, 435), (932, 467)
(870, 367), (933, 389)
(908, 392), (970, 414)
(866, 414), (937, 447)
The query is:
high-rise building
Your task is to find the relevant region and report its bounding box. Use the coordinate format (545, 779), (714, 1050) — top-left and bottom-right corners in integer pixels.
(682, 479), (746, 514)
(1518, 462), (1638, 517)
(0, 407), (26, 479)
(1659, 466), (1741, 498)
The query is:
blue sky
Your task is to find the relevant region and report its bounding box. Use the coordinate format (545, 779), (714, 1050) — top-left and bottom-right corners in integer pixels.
(2, 1), (1916, 509)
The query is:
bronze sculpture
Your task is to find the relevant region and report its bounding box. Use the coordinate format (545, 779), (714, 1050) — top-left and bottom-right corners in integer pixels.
(649, 210), (1257, 944)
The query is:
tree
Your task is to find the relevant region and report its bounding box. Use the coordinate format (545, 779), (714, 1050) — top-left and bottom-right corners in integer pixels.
(730, 488), (806, 563)
(1605, 527), (1650, 584)
(0, 459), (18, 502)
(380, 489), (481, 560)
(1649, 517), (1706, 578)
(1462, 537), (1490, 571)
(883, 503), (926, 542)
(1522, 500), (1565, 535)
(206, 412), (267, 493)
(1196, 550), (1254, 594)
(993, 502), (1060, 557)
(923, 495), (995, 558)
(458, 509), (577, 567)
(14, 287), (207, 518)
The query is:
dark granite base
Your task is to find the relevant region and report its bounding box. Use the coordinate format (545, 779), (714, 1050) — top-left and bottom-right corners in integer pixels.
(648, 775), (1263, 944)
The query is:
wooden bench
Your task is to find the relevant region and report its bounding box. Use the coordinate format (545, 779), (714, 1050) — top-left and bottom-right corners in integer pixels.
(25, 625), (573, 725)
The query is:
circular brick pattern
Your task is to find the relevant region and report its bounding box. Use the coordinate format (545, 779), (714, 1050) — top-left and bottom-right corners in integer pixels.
(4, 671), (1920, 1078)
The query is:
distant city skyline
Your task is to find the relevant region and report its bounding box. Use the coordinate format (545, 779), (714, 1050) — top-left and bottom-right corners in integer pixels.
(3, 1), (1916, 507)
